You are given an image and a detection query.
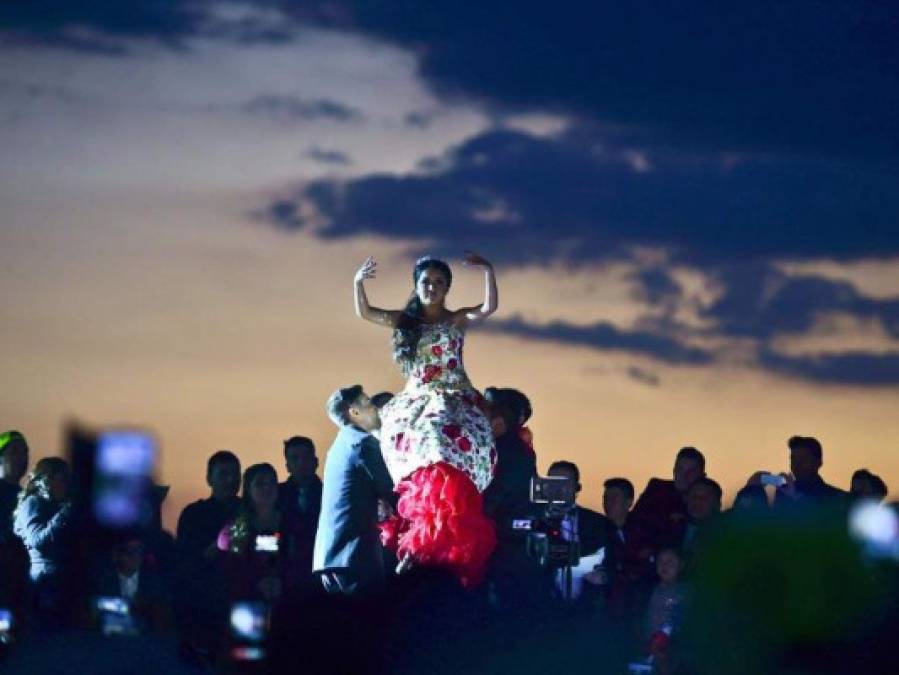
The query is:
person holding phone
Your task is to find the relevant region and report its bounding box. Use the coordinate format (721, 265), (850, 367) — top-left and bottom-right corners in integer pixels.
(13, 457), (74, 632)
(217, 463), (290, 603)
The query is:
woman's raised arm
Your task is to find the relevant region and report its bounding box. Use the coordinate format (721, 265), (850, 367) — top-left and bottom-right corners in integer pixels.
(457, 251), (498, 324)
(354, 256), (401, 328)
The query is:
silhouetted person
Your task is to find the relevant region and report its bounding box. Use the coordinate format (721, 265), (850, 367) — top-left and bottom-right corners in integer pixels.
(547, 460), (607, 604)
(0, 431), (31, 628)
(277, 436), (322, 587)
(630, 447), (706, 551)
(482, 387), (537, 531)
(596, 477), (654, 622)
(681, 476), (722, 564)
(850, 468), (888, 503)
(0, 431), (29, 537)
(176, 450), (241, 563)
(757, 436), (847, 509)
(93, 535), (173, 636)
(481, 387), (539, 613)
(174, 450), (240, 663)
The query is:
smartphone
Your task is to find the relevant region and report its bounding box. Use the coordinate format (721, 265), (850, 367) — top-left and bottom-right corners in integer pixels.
(230, 602), (269, 661)
(760, 473), (787, 488)
(0, 608), (12, 644)
(93, 430), (156, 528)
(94, 596), (137, 636)
(254, 534), (280, 553)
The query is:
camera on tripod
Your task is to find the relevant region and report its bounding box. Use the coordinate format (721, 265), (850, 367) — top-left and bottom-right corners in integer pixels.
(511, 475), (580, 568)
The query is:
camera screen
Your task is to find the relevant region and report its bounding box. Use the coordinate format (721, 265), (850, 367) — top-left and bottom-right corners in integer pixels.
(94, 431), (156, 528)
(530, 476), (576, 506)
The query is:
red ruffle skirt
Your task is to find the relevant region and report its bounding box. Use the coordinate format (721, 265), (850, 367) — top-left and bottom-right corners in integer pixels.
(380, 462), (496, 588)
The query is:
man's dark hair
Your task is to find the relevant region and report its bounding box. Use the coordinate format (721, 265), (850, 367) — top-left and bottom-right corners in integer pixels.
(852, 468), (888, 499)
(484, 387), (532, 431)
(370, 392), (394, 410)
(604, 477), (635, 501)
(788, 435), (823, 461)
(688, 476), (723, 502)
(548, 460), (580, 483)
(283, 436), (315, 456)
(0, 430), (26, 457)
(326, 384), (363, 426)
(207, 450), (240, 476)
(676, 446), (706, 470)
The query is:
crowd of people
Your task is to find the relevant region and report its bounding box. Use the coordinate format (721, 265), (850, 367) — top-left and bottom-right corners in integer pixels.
(0, 410), (896, 675)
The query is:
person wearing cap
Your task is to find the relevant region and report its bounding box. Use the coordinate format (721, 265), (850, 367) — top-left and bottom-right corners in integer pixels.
(313, 385), (395, 596)
(0, 430), (29, 537)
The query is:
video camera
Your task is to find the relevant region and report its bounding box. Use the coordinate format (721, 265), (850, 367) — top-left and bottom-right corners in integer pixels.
(512, 476), (580, 568)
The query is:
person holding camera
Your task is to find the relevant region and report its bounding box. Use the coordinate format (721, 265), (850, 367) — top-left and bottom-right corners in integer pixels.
(545, 461), (608, 606)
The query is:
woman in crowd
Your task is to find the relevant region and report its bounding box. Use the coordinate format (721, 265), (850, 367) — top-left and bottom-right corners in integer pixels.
(13, 457), (73, 632)
(353, 252), (498, 586)
(218, 463), (296, 602)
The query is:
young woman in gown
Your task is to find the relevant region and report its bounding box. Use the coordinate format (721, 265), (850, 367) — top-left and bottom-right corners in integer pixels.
(353, 252), (498, 586)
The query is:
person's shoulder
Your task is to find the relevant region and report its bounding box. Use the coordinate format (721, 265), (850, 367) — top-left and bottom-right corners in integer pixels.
(178, 497), (213, 522)
(640, 477), (674, 497)
(578, 506), (608, 525)
(14, 494), (41, 516)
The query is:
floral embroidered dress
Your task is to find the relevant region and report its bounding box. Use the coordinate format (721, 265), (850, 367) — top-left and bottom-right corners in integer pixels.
(379, 321), (497, 586)
(380, 321), (495, 491)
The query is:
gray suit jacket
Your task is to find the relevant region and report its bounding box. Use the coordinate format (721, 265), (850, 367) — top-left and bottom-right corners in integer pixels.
(313, 425), (394, 591)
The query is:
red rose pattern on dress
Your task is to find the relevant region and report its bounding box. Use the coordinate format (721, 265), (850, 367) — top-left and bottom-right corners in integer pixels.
(381, 321), (495, 492)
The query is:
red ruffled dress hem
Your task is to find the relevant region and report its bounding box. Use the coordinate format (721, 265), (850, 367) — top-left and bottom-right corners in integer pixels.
(380, 462), (496, 588)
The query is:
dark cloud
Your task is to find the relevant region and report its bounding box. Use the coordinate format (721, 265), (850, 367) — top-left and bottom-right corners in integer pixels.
(0, 0), (205, 51)
(759, 349), (899, 386)
(10, 4), (898, 162)
(631, 266), (682, 308)
(294, 1), (899, 162)
(241, 95), (362, 124)
(480, 315), (714, 366)
(704, 263), (899, 341)
(267, 127), (899, 264)
(303, 146), (352, 165)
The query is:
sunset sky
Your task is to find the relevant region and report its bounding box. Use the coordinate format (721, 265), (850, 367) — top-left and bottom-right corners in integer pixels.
(2, 3), (898, 528)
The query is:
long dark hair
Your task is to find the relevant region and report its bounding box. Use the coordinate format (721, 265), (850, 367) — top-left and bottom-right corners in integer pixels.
(15, 457), (68, 517)
(228, 463), (278, 553)
(391, 256), (453, 374)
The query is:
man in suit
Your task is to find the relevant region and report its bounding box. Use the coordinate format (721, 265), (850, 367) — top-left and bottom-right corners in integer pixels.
(313, 385), (395, 597)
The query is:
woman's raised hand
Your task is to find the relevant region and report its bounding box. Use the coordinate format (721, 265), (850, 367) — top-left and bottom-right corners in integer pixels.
(462, 251), (493, 270)
(355, 256), (377, 283)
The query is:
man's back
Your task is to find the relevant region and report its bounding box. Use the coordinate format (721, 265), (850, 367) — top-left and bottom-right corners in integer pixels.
(314, 425), (393, 586)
